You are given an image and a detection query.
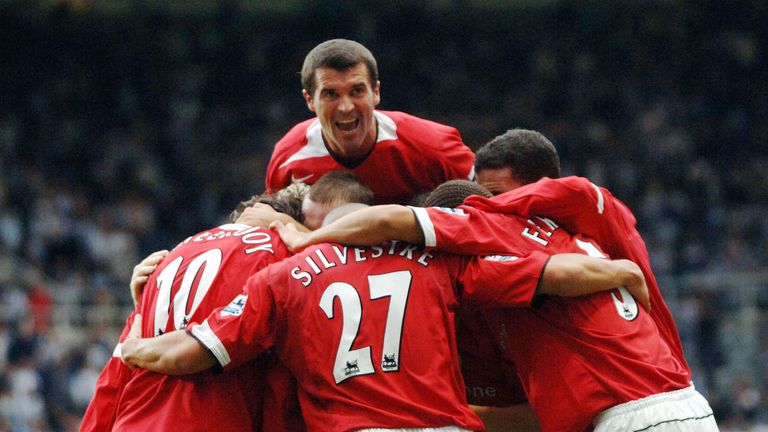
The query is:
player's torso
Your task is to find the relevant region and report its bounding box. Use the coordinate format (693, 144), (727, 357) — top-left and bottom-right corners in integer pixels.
(141, 224), (285, 336)
(269, 111), (471, 204)
(476, 177), (691, 376)
(422, 207), (691, 430)
(484, 288), (690, 431)
(270, 243), (483, 432)
(114, 224), (286, 431)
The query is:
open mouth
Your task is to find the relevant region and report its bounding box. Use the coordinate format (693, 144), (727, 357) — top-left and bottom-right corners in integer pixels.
(335, 119), (359, 132)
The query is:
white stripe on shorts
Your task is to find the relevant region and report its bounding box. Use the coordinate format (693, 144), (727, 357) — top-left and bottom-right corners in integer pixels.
(593, 386), (719, 431)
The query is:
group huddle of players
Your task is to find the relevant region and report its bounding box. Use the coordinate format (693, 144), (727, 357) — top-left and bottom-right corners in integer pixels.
(80, 39), (719, 431)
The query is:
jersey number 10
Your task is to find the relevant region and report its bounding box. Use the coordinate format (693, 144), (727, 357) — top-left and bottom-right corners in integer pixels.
(153, 249), (224, 336)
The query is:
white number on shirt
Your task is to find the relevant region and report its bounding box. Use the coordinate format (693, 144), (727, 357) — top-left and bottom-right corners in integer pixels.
(319, 270), (412, 384)
(575, 239), (639, 320)
(611, 287), (639, 321)
(153, 249), (223, 336)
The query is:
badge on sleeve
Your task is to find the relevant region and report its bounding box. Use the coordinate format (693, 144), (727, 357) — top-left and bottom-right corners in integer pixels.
(221, 294), (248, 317)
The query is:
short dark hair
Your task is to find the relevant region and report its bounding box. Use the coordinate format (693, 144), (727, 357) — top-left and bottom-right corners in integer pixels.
(308, 171), (374, 207)
(301, 39), (379, 95)
(423, 180), (492, 208)
(229, 184), (307, 224)
(475, 129), (561, 185)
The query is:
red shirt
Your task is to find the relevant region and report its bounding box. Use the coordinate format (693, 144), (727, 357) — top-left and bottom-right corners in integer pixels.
(191, 242), (551, 432)
(412, 205), (692, 431)
(265, 110), (475, 204)
(79, 312), (136, 432)
(464, 176), (691, 378)
(108, 224), (291, 431)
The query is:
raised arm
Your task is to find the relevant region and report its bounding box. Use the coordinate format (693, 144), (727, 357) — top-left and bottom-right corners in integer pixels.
(539, 254), (648, 310)
(121, 314), (217, 375)
(271, 204), (423, 252)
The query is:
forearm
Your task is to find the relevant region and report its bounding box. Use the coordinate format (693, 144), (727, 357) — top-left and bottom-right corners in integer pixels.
(121, 330), (216, 375)
(539, 254), (644, 297)
(302, 205), (423, 247)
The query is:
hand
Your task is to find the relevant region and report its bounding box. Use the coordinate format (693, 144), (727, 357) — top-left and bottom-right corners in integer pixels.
(270, 220), (310, 252)
(235, 203), (283, 228)
(121, 314), (143, 369)
(131, 250), (168, 306)
(616, 260), (650, 312)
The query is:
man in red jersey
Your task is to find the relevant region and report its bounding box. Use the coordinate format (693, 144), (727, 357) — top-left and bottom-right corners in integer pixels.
(418, 182), (715, 431)
(80, 190), (306, 432)
(265, 39), (475, 204)
(120, 206), (646, 431)
(473, 128), (691, 377)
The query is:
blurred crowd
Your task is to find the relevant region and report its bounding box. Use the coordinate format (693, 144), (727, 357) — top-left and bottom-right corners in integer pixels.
(0, 1), (766, 430)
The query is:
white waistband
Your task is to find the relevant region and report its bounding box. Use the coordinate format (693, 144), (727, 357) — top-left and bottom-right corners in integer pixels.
(594, 385), (710, 424)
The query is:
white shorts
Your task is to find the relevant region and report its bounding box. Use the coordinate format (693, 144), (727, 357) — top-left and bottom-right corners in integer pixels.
(357, 427), (472, 432)
(593, 386), (719, 431)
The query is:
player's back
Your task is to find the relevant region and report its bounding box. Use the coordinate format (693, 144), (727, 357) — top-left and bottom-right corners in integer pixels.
(413, 204), (692, 431)
(112, 223), (289, 431)
(488, 280), (690, 431)
(264, 241), (483, 431)
(464, 176), (692, 376)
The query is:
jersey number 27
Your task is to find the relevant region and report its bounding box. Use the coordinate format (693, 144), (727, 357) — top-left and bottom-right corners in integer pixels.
(320, 270), (412, 384)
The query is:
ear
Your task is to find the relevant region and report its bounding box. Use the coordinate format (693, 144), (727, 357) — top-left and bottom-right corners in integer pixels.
(373, 80), (381, 107)
(303, 89), (315, 112)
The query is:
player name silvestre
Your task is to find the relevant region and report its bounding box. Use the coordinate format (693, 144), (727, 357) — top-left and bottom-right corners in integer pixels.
(291, 241), (435, 287)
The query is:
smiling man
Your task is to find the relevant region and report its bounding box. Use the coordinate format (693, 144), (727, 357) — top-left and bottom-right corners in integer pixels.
(265, 39), (476, 205)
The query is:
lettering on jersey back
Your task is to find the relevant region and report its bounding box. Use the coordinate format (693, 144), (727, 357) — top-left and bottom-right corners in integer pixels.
(178, 226), (275, 255)
(521, 216), (560, 247)
(290, 242), (433, 287)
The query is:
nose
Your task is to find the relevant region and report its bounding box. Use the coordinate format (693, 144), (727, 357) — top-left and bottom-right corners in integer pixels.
(338, 95), (354, 113)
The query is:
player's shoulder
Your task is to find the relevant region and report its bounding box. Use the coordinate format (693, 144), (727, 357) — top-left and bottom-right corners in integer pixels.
(272, 118), (316, 152)
(379, 110), (458, 134)
(376, 111), (467, 161)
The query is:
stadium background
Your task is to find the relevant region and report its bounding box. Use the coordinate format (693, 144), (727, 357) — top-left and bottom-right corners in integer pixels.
(0, 0), (766, 430)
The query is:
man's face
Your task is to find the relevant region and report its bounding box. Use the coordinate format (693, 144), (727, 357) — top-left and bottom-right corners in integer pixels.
(476, 167), (524, 195)
(303, 63), (381, 160)
(301, 196), (330, 230)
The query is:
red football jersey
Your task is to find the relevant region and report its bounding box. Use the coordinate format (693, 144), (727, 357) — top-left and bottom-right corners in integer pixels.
(111, 224), (291, 431)
(412, 205), (692, 431)
(79, 312), (137, 432)
(190, 241), (552, 432)
(265, 110), (475, 204)
(464, 176), (691, 378)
